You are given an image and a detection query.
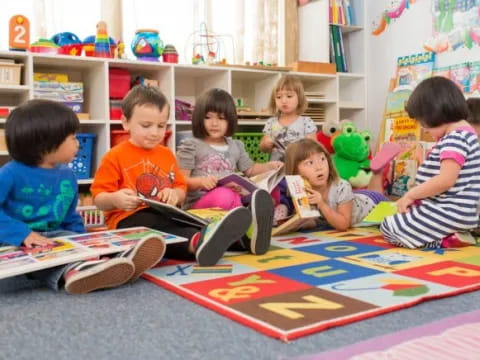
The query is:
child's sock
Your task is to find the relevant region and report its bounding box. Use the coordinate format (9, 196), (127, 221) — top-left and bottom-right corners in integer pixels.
(370, 142), (402, 173)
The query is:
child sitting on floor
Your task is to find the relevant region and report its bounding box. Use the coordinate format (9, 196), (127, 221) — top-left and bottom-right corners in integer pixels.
(380, 77), (480, 248)
(0, 99), (144, 294)
(91, 85), (254, 266)
(176, 88), (282, 255)
(284, 138), (390, 232)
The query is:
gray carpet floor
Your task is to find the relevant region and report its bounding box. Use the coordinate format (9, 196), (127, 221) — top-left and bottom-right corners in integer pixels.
(1, 274), (479, 360)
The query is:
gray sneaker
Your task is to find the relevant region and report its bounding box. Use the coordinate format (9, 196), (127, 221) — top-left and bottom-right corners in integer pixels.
(245, 189), (274, 255)
(195, 207), (252, 266)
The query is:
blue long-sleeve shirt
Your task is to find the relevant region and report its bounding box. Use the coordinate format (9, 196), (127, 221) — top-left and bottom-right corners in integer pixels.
(0, 161), (85, 246)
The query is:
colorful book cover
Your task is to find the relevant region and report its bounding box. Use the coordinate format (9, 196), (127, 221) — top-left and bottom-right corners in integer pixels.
(285, 175), (320, 218)
(0, 227), (187, 280)
(362, 201), (398, 224)
(394, 52), (435, 90)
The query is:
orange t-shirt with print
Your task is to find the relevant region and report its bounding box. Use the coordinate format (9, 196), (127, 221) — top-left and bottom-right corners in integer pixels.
(91, 141), (187, 229)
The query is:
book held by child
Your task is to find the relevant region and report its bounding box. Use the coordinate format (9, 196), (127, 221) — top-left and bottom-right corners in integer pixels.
(0, 227), (187, 280)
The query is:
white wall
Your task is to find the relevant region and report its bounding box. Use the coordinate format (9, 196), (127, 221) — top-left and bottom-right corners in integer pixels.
(298, 0), (329, 63)
(366, 0), (480, 140)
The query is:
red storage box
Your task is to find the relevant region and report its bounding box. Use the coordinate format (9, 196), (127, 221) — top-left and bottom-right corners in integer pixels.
(110, 99), (123, 120)
(109, 68), (131, 99)
(110, 130), (130, 147)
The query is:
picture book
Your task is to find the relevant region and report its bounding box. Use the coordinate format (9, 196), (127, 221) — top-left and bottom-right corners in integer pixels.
(272, 175), (321, 236)
(394, 52), (435, 91)
(0, 227), (187, 280)
(187, 208), (228, 224)
(362, 201), (398, 225)
(217, 165), (284, 202)
(140, 197), (209, 228)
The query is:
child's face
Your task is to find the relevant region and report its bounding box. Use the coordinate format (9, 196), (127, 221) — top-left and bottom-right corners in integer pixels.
(297, 152), (330, 188)
(123, 104), (169, 149)
(275, 88), (299, 115)
(41, 134), (79, 167)
(204, 111), (228, 142)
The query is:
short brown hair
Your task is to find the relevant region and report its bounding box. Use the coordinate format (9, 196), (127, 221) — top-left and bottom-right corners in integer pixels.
(192, 88), (237, 138)
(285, 139), (338, 184)
(268, 75), (307, 115)
(467, 97), (480, 125)
(122, 85), (169, 120)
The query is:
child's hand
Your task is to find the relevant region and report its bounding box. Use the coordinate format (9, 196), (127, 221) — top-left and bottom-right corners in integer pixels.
(306, 187), (324, 208)
(201, 176), (218, 190)
(263, 136), (275, 150)
(159, 188), (179, 205)
(268, 161), (283, 170)
(113, 188), (142, 211)
(396, 194), (414, 213)
(23, 232), (54, 248)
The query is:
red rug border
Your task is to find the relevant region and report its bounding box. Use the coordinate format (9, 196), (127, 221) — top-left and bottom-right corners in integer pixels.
(142, 272), (480, 342)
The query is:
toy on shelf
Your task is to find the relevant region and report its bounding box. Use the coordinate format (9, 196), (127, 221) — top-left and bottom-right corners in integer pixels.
(186, 22), (234, 65)
(131, 29), (164, 61)
(163, 44), (179, 63)
(94, 21), (113, 58)
(9, 15), (30, 51)
(116, 40), (126, 59)
(29, 39), (60, 54)
(83, 35), (116, 57)
(51, 32), (83, 56)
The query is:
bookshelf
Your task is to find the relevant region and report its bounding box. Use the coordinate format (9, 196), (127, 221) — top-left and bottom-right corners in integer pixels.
(0, 44), (368, 179)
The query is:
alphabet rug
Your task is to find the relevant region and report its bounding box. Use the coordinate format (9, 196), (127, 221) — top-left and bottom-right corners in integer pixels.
(144, 227), (480, 342)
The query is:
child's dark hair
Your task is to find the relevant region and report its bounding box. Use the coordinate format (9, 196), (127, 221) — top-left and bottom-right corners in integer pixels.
(466, 97), (480, 125)
(192, 88), (237, 138)
(122, 85), (169, 120)
(6, 99), (80, 166)
(405, 77), (469, 128)
(285, 139), (338, 184)
(268, 75), (307, 115)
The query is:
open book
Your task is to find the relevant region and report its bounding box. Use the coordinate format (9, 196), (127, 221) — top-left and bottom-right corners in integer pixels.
(361, 201), (398, 225)
(0, 226), (187, 280)
(217, 165), (284, 202)
(272, 175), (321, 236)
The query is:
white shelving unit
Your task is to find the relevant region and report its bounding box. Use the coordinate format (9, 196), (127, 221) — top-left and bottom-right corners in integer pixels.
(0, 37), (367, 179)
(333, 0), (367, 129)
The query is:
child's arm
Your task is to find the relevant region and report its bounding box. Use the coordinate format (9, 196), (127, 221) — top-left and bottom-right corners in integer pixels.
(244, 161), (283, 177)
(180, 169), (218, 191)
(259, 134), (275, 153)
(307, 188), (353, 231)
(397, 159), (461, 213)
(60, 177), (86, 234)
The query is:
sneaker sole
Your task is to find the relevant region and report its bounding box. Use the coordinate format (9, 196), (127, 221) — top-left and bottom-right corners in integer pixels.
(196, 207), (252, 266)
(128, 236), (166, 281)
(65, 259), (135, 295)
(250, 189), (274, 255)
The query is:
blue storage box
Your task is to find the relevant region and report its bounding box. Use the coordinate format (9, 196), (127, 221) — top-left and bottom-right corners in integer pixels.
(69, 133), (95, 179)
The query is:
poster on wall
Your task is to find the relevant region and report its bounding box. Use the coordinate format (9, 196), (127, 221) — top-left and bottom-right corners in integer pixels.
(424, 0), (480, 53)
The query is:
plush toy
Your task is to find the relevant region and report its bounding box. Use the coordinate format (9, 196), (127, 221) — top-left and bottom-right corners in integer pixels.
(332, 122), (373, 188)
(316, 118), (341, 153)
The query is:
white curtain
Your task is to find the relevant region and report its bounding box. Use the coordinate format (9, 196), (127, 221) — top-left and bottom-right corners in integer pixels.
(121, 0), (278, 64)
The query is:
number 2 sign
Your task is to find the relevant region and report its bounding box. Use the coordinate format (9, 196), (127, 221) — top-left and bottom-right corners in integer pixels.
(9, 15), (30, 51)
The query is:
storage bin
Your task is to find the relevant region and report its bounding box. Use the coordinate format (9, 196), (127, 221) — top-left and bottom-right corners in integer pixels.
(109, 68), (131, 99)
(69, 133), (95, 179)
(77, 205), (106, 230)
(110, 130), (130, 147)
(233, 132), (270, 163)
(109, 99), (123, 120)
(0, 63), (23, 85)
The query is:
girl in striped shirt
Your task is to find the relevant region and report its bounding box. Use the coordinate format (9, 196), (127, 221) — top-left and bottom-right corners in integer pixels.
(380, 77), (480, 248)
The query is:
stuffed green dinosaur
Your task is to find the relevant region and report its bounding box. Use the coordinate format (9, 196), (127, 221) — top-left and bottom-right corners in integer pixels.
(332, 121), (373, 188)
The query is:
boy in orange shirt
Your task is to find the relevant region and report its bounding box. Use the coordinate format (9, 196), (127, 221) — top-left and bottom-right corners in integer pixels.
(91, 85), (251, 266)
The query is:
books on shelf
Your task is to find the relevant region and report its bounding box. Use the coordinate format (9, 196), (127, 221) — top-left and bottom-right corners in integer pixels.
(329, 0), (355, 26)
(330, 25), (348, 73)
(0, 227), (187, 280)
(272, 175), (320, 236)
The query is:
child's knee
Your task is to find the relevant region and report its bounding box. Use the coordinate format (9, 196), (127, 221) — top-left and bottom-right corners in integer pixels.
(207, 187), (242, 209)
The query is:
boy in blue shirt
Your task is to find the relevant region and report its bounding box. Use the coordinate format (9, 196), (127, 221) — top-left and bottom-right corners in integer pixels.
(0, 99), (165, 294)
